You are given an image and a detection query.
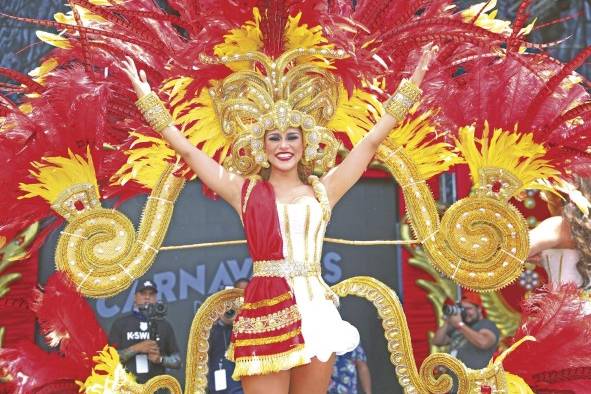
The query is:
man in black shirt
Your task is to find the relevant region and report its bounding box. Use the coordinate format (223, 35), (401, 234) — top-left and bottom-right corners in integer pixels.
(109, 279), (181, 383)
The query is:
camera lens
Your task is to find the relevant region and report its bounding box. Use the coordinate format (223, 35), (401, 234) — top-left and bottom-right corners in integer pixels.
(224, 309), (236, 318)
(442, 303), (463, 317)
(154, 302), (167, 314)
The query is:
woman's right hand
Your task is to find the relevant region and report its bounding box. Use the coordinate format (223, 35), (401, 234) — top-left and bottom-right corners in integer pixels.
(121, 56), (152, 99)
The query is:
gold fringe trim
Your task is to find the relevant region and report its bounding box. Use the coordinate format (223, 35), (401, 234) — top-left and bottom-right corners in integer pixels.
(231, 344), (308, 380)
(234, 328), (302, 347)
(242, 291), (293, 310)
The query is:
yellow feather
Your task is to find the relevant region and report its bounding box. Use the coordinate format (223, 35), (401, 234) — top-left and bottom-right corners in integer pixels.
(284, 12), (328, 51)
(54, 5), (107, 25)
(460, 1), (512, 34)
(385, 110), (462, 180)
(112, 86), (232, 189)
(177, 88), (232, 159)
(77, 345), (136, 393)
(35, 31), (72, 49)
(28, 58), (59, 85)
(327, 86), (379, 144)
(214, 8), (263, 72)
(455, 123), (559, 194)
(328, 85), (459, 180)
(18, 103), (33, 114)
(111, 133), (174, 189)
(18, 146), (99, 204)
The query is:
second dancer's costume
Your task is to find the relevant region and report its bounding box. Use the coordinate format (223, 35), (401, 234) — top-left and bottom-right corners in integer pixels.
(503, 178), (591, 393)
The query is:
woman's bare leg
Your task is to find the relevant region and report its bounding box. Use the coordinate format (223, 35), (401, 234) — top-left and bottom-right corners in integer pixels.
(288, 354), (335, 394)
(242, 370), (290, 394)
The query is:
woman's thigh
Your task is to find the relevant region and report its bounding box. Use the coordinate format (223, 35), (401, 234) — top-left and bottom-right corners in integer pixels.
(241, 370), (290, 394)
(288, 355), (335, 394)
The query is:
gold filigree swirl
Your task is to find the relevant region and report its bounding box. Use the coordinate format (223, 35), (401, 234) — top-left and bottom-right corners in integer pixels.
(430, 197), (528, 291)
(377, 144), (528, 291)
(56, 165), (184, 297)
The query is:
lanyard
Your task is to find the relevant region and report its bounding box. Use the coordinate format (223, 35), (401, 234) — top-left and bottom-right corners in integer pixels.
(218, 325), (230, 369)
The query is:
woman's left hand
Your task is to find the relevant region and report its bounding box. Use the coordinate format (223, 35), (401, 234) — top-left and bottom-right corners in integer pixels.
(409, 43), (439, 86)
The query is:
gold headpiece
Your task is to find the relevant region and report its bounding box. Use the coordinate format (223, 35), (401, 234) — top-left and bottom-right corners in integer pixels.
(200, 47), (346, 176)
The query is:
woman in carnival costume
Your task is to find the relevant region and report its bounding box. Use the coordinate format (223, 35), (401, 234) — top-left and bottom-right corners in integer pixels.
(501, 175), (591, 393)
(121, 37), (436, 393)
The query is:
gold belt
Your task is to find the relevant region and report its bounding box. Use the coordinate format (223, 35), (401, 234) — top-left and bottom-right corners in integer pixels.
(252, 259), (321, 278)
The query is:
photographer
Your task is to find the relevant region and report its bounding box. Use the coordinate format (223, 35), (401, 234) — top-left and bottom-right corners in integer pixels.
(207, 278), (249, 393)
(108, 279), (181, 383)
(432, 292), (500, 370)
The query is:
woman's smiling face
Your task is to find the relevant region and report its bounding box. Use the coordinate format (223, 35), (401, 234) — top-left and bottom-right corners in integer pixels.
(264, 127), (304, 172)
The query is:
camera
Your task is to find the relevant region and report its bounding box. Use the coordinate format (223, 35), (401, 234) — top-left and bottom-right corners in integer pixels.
(139, 301), (168, 342)
(140, 301), (168, 320)
(224, 309), (236, 319)
(442, 303), (467, 320)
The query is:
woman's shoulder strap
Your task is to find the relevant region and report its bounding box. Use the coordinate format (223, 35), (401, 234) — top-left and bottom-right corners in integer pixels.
(308, 175), (331, 221)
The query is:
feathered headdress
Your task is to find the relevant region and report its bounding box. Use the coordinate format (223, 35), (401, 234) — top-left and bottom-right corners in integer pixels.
(0, 0), (555, 234)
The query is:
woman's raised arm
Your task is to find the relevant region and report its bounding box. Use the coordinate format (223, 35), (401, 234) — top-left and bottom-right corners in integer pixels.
(121, 57), (244, 213)
(529, 215), (574, 257)
(321, 46), (437, 207)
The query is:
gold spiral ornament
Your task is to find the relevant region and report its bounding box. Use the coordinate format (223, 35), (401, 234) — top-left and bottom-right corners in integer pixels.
(56, 208), (138, 297)
(419, 353), (470, 393)
(376, 144), (528, 291)
(55, 165), (184, 297)
(427, 196), (528, 291)
(141, 375), (183, 394)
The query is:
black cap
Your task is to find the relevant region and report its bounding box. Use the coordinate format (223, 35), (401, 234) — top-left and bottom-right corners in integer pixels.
(136, 279), (158, 293)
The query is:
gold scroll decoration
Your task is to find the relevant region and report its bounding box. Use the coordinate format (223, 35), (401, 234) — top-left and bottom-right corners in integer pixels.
(143, 277), (508, 394)
(184, 288), (244, 393)
(377, 144), (528, 291)
(110, 375), (183, 394)
(55, 165), (184, 297)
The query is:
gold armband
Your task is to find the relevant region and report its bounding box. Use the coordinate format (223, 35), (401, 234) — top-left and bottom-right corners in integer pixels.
(383, 79), (423, 123)
(135, 91), (173, 133)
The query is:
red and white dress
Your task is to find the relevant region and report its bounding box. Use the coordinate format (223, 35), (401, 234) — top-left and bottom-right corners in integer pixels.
(227, 177), (359, 379)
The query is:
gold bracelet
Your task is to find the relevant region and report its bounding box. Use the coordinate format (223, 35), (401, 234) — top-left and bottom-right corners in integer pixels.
(135, 91), (173, 133)
(396, 78), (422, 103)
(383, 79), (423, 123)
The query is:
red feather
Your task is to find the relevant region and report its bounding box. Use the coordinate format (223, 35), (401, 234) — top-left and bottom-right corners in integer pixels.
(32, 272), (108, 367)
(0, 273), (107, 393)
(502, 284), (591, 393)
(0, 342), (85, 394)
